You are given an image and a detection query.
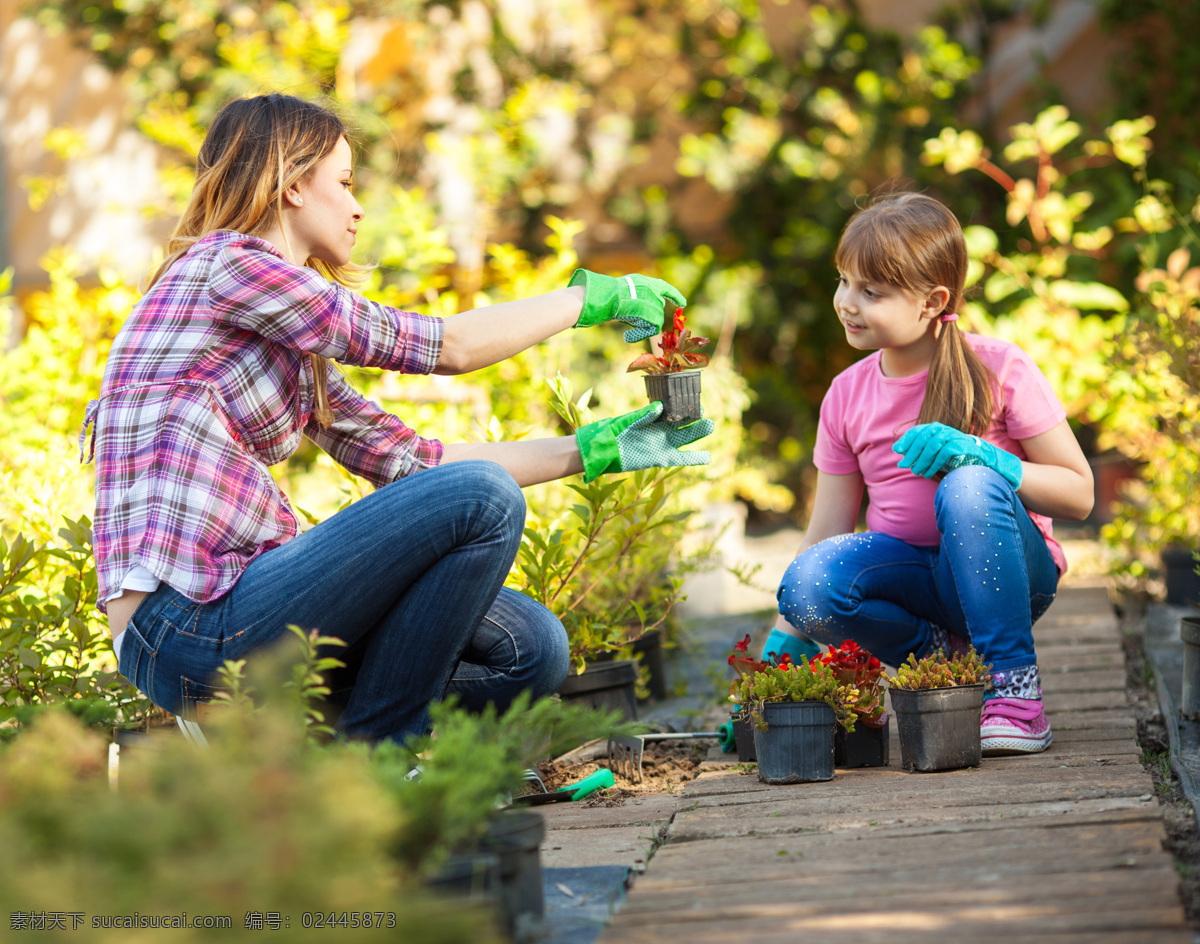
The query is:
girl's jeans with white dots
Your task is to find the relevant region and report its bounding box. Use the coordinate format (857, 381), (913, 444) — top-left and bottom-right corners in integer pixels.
(778, 466), (1057, 700)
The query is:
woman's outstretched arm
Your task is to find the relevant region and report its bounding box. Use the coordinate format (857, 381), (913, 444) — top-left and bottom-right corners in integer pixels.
(433, 288), (585, 375)
(439, 438), (583, 488)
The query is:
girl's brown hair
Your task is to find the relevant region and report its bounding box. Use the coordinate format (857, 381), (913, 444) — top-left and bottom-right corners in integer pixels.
(835, 192), (996, 436)
(149, 93), (367, 427)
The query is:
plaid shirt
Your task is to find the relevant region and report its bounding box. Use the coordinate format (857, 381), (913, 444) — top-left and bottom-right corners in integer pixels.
(82, 230), (444, 611)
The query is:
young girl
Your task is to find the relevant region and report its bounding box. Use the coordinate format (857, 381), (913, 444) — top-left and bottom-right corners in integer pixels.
(82, 93), (712, 745)
(765, 192), (1093, 755)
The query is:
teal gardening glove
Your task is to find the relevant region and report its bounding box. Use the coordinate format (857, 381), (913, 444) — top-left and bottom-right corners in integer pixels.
(575, 402), (713, 483)
(893, 421), (1023, 490)
(568, 269), (688, 342)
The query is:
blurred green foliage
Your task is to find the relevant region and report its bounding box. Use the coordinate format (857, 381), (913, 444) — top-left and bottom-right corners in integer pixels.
(0, 695), (495, 941)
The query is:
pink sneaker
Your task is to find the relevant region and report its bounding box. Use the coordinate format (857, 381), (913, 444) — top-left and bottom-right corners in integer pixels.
(981, 697), (1052, 755)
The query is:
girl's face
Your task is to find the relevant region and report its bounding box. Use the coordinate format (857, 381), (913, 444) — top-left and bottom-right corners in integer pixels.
(287, 136), (363, 266)
(834, 265), (945, 375)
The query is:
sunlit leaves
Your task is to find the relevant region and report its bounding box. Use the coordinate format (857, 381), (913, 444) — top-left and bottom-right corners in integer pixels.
(1003, 104), (1081, 162)
(922, 126), (985, 174)
(1106, 116), (1156, 167)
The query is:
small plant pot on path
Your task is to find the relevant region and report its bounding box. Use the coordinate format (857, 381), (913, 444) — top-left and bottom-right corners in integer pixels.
(428, 851), (502, 906)
(752, 701), (836, 784)
(1162, 548), (1200, 607)
(479, 809), (547, 943)
(1180, 617), (1200, 721)
(631, 629), (668, 701)
(890, 684), (985, 772)
(834, 715), (890, 768)
(732, 712), (757, 762)
(644, 370), (702, 423)
(557, 659), (639, 721)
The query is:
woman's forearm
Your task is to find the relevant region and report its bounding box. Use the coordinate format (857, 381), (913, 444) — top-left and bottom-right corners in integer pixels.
(433, 287), (585, 375)
(439, 437), (583, 488)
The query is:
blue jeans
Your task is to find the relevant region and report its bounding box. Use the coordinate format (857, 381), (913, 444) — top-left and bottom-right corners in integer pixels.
(117, 461), (569, 743)
(777, 466), (1058, 675)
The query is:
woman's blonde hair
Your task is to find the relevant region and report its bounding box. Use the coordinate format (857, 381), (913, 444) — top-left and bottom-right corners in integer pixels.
(150, 93), (367, 426)
(835, 192), (997, 436)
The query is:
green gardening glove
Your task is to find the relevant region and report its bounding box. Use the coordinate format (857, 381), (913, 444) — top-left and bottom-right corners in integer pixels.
(568, 269), (688, 342)
(575, 402), (714, 483)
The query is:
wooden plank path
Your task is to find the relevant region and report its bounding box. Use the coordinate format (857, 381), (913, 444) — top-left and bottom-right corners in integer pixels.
(597, 585), (1192, 944)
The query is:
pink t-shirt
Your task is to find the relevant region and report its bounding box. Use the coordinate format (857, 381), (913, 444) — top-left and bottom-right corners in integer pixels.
(813, 332), (1068, 574)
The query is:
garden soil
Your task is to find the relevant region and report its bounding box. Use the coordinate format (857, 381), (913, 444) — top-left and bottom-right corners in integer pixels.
(532, 739), (711, 803)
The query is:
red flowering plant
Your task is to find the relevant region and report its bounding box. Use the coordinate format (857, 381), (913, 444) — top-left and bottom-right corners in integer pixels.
(727, 633), (766, 680)
(626, 308), (710, 374)
(726, 633), (765, 720)
(816, 640), (887, 728)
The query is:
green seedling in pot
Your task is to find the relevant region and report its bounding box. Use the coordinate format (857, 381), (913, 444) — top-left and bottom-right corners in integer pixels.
(886, 646), (992, 691)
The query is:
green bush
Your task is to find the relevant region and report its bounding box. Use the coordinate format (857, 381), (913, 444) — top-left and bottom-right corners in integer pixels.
(508, 376), (702, 673)
(0, 519), (153, 737)
(373, 692), (626, 875)
(1101, 246), (1200, 584)
(0, 705), (498, 943)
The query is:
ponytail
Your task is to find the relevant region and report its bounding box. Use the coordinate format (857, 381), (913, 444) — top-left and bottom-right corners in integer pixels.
(918, 317), (996, 436)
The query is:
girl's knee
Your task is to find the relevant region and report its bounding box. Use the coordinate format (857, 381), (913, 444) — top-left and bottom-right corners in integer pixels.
(777, 549), (843, 637)
(934, 465), (1011, 527)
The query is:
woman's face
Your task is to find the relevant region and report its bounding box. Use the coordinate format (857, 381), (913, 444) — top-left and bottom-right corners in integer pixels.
(287, 136), (363, 266)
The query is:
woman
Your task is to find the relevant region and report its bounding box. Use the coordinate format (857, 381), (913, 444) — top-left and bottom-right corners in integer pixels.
(83, 93), (712, 744)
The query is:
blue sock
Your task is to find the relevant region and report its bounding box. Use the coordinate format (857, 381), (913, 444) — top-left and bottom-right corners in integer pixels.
(761, 628), (823, 665)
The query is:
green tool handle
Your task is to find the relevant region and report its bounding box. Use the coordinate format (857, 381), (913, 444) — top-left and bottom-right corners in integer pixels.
(559, 768), (615, 801)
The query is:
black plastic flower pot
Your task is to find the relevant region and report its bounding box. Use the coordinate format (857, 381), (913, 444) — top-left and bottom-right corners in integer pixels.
(479, 809), (546, 943)
(752, 701), (836, 784)
(557, 659), (638, 721)
(732, 712), (757, 762)
(1180, 617), (1200, 721)
(889, 684), (985, 772)
(1162, 548), (1200, 607)
(834, 714), (890, 768)
(428, 851), (502, 902)
(643, 369), (702, 423)
(631, 629), (668, 701)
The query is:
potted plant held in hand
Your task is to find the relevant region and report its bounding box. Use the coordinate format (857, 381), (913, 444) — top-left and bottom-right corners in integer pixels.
(733, 654), (853, 784)
(817, 640), (889, 768)
(626, 307), (710, 422)
(886, 647), (992, 772)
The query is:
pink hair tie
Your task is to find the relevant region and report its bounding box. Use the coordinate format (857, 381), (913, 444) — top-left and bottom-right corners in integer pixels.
(941, 312), (959, 323)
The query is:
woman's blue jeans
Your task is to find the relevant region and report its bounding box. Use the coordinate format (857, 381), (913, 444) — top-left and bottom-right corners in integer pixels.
(777, 466), (1058, 675)
(117, 461), (570, 744)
